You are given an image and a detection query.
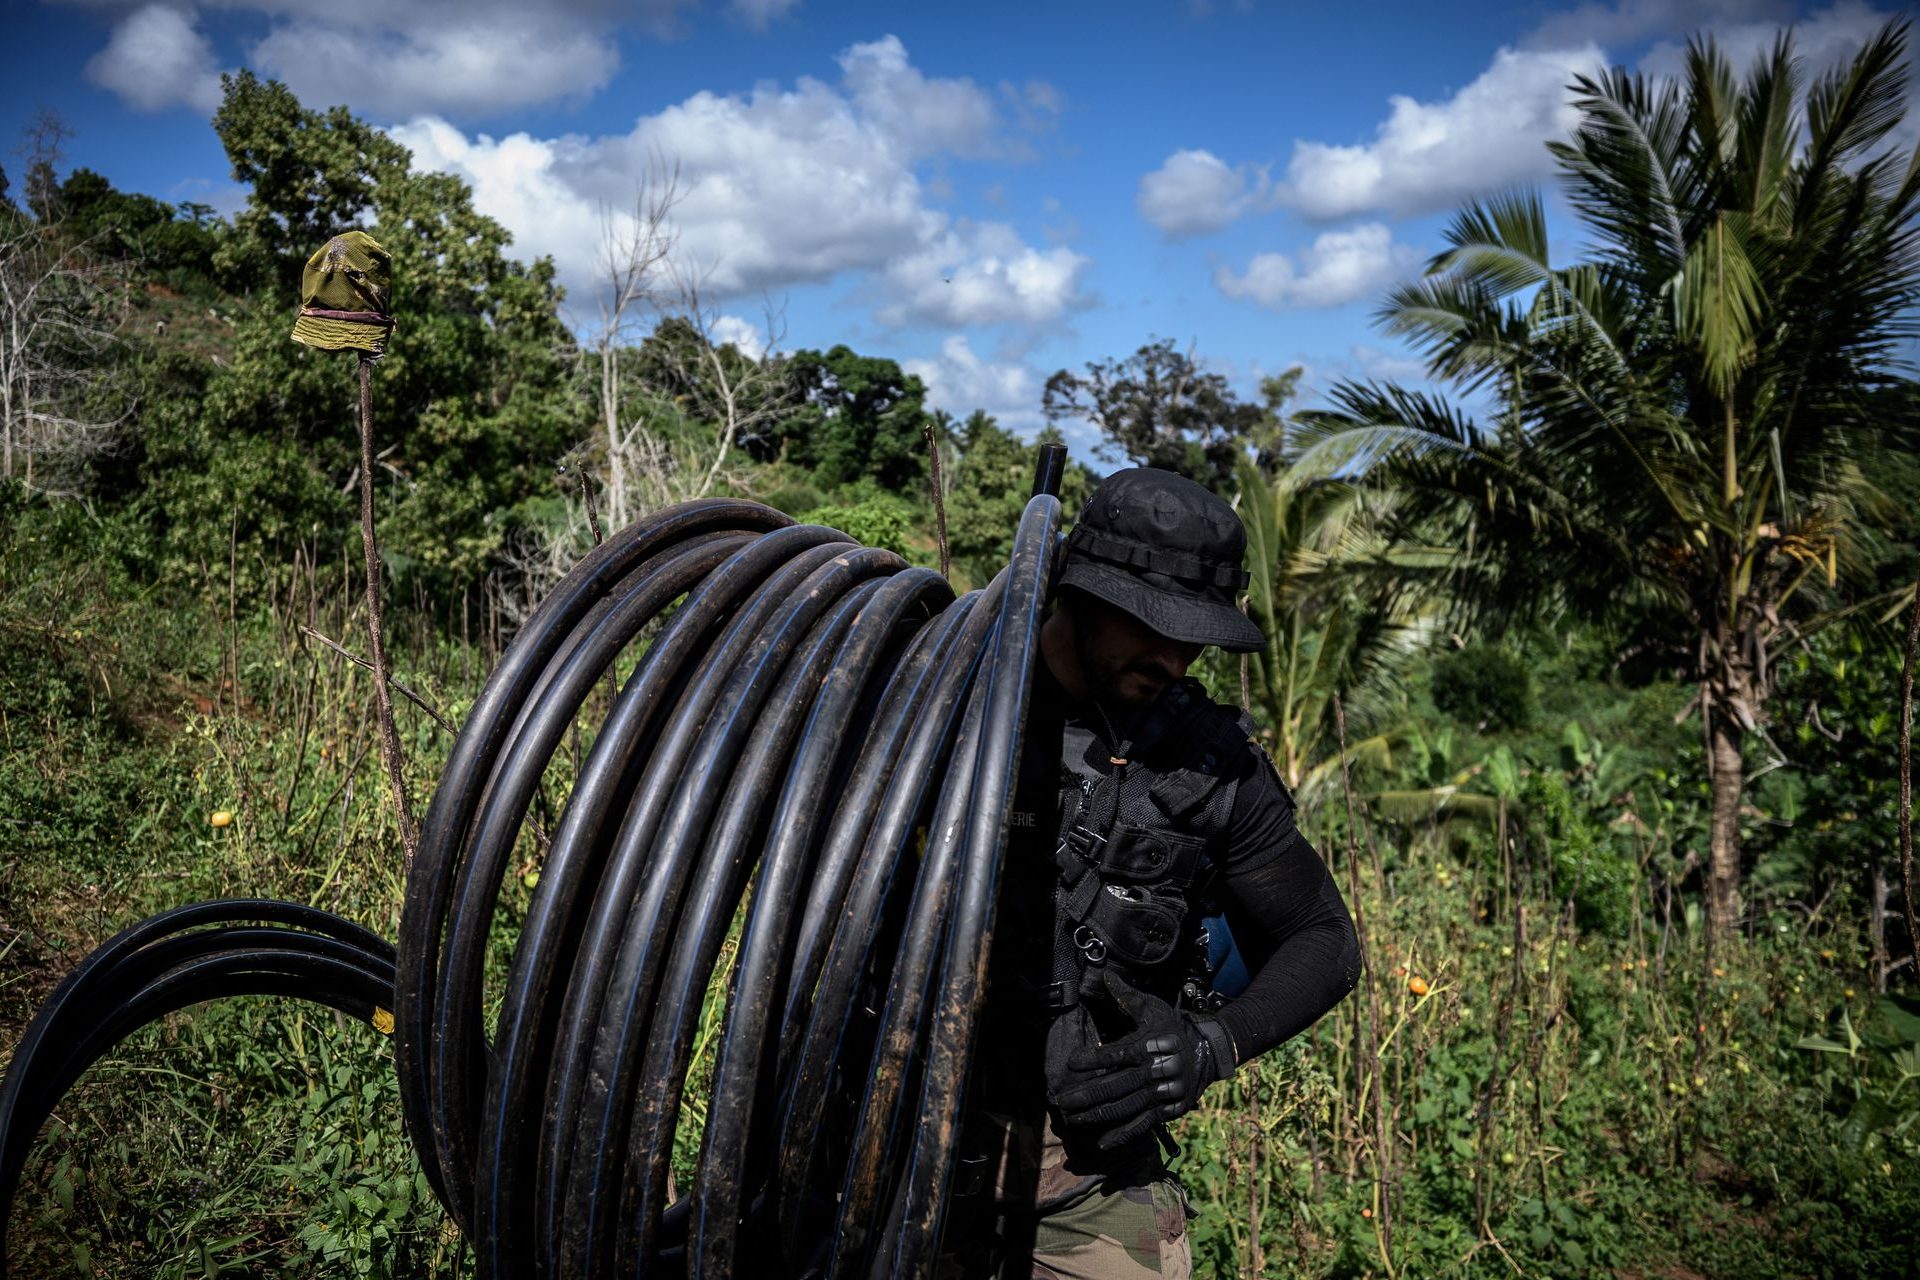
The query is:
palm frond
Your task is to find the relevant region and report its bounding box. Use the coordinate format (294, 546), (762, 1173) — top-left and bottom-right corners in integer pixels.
(1291, 383), (1484, 480)
(1430, 191), (1554, 296)
(1673, 210), (1765, 399)
(1804, 18), (1911, 168)
(1553, 67), (1690, 278)
(1364, 787), (1502, 824)
(1683, 34), (1740, 181)
(1734, 33), (1800, 229)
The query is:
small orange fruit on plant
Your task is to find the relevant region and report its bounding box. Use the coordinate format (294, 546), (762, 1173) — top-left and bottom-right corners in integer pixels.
(1408, 976), (1430, 997)
(210, 810), (234, 829)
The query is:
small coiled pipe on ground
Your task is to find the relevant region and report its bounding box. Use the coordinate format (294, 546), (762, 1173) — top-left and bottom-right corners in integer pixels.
(0, 448), (1069, 1278)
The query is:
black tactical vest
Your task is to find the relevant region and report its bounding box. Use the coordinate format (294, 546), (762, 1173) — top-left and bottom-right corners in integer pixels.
(1034, 677), (1253, 1011)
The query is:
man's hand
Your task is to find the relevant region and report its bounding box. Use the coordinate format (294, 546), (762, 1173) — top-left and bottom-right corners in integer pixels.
(1049, 970), (1234, 1151)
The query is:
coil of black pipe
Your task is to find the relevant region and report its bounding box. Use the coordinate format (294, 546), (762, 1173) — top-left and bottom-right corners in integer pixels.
(0, 450), (1068, 1278)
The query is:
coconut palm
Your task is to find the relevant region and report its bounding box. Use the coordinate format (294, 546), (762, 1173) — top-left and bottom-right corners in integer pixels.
(1237, 457), (1449, 809)
(1296, 22), (1920, 929)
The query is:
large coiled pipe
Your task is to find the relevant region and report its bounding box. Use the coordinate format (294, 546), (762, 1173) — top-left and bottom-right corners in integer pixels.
(0, 451), (1069, 1278)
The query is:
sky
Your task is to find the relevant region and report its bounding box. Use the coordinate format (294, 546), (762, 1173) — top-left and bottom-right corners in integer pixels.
(3, 0), (1915, 455)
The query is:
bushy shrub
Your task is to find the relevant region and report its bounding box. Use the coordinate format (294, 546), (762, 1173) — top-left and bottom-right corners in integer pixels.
(1522, 771), (1634, 935)
(800, 494), (915, 558)
(1431, 643), (1534, 730)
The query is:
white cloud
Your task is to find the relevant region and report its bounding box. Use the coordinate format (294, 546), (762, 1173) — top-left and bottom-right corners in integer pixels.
(63, 0), (693, 118)
(708, 314), (768, 359)
(391, 118), (611, 287)
(1638, 2), (1897, 79)
(835, 35), (1001, 159)
(1173, 1), (1909, 230)
(250, 16), (619, 119)
(904, 335), (1042, 431)
(84, 4), (223, 114)
(1638, 3), (1919, 154)
(391, 39), (1081, 330)
(1214, 223), (1417, 310)
(1277, 44), (1606, 220)
(873, 222), (1090, 328)
(1137, 148), (1270, 238)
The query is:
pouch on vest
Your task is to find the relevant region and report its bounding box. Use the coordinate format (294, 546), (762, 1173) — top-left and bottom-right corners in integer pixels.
(1094, 822), (1206, 887)
(1083, 883), (1185, 969)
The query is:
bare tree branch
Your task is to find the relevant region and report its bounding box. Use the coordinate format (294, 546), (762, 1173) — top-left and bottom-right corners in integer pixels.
(0, 218), (132, 496)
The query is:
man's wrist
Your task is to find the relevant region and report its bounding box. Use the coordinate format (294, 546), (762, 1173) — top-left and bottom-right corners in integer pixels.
(1193, 1016), (1238, 1084)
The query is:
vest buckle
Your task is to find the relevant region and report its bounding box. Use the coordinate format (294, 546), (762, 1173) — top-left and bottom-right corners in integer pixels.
(1062, 823), (1105, 862)
(1073, 924), (1107, 965)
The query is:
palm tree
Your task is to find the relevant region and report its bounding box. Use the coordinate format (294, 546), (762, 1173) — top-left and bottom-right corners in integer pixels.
(1297, 22), (1920, 929)
(1237, 458), (1447, 809)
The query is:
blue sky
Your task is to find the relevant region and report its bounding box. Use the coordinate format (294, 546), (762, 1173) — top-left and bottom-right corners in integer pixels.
(4, 0), (1914, 452)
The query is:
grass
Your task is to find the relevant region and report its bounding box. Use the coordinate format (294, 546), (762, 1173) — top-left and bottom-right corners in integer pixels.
(1, 491), (1916, 1277)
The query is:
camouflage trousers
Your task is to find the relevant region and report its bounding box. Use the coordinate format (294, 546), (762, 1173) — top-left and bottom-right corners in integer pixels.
(937, 1172), (1192, 1279)
(937, 1109), (1192, 1278)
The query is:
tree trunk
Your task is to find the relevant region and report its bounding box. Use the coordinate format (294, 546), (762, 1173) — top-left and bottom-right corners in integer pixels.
(1706, 703), (1745, 932)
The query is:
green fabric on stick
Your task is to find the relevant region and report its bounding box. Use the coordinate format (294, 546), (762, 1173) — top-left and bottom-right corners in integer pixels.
(291, 230), (393, 357)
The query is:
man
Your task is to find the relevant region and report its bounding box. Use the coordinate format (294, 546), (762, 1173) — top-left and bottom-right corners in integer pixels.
(945, 467), (1362, 1278)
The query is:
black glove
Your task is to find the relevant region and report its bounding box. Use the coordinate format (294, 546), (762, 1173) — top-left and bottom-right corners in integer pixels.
(1049, 969), (1235, 1151)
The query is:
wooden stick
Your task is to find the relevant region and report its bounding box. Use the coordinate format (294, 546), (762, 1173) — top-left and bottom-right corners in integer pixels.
(923, 422), (950, 580)
(1335, 694), (1394, 1276)
(357, 355), (419, 863)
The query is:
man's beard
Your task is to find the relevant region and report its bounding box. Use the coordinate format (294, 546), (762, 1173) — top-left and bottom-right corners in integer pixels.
(1072, 610), (1176, 711)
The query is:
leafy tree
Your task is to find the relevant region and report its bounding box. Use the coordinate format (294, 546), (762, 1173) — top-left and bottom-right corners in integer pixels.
(0, 179), (129, 496)
(1042, 338), (1261, 491)
(58, 171), (209, 263)
(19, 111), (71, 225)
(943, 413), (1092, 588)
(1431, 644), (1535, 731)
(1299, 22), (1920, 928)
(799, 487), (916, 558)
(1762, 625), (1911, 976)
(759, 345), (931, 491)
(211, 71), (409, 292)
(1249, 366), (1304, 478)
(135, 75), (578, 589)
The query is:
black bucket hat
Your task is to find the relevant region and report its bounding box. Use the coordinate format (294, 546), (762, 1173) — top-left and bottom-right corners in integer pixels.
(1057, 467), (1266, 653)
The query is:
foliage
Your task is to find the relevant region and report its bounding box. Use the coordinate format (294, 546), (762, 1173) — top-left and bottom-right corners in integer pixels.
(1520, 768), (1636, 935)
(1431, 643), (1534, 731)
(210, 72), (409, 293)
(799, 488), (917, 558)
(4, 29), (1920, 1279)
(942, 413), (1093, 589)
(1299, 21), (1920, 929)
(119, 75), (583, 594)
(7, 441), (1920, 1277)
(1762, 624), (1908, 884)
(1236, 457), (1444, 804)
(0, 195), (130, 498)
(54, 168), (219, 288)
(1043, 337), (1265, 492)
(756, 345), (932, 491)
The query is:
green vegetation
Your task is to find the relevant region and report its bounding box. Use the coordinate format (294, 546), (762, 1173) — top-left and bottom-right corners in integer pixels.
(2, 19), (1917, 1280)
(1298, 22), (1920, 934)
